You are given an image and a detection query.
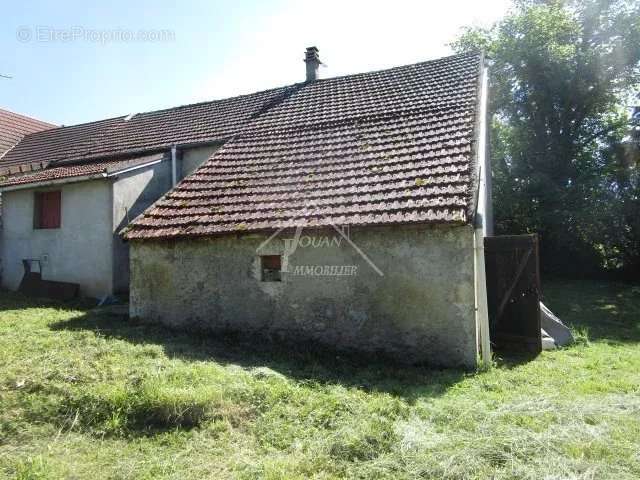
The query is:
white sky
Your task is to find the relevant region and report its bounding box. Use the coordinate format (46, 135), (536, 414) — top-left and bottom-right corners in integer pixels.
(196, 0), (511, 101)
(2, 0), (511, 124)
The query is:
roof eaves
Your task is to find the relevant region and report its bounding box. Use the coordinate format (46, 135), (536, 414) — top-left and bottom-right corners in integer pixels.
(0, 172), (108, 192)
(105, 153), (169, 177)
(50, 139), (224, 168)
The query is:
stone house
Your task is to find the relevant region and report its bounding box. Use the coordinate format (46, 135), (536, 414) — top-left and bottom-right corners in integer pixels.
(124, 49), (493, 367)
(0, 88), (295, 298)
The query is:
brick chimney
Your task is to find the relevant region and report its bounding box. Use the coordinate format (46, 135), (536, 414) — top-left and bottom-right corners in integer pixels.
(304, 46), (321, 82)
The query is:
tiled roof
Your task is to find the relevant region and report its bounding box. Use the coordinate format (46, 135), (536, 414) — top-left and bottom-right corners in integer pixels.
(0, 152), (166, 188)
(0, 108), (56, 167)
(125, 52), (483, 240)
(0, 86), (294, 175)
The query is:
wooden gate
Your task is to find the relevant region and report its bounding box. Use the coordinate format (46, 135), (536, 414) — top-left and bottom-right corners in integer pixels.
(484, 234), (542, 354)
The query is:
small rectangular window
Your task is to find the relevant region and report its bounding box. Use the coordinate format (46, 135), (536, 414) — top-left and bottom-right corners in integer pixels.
(34, 191), (61, 229)
(261, 255), (282, 282)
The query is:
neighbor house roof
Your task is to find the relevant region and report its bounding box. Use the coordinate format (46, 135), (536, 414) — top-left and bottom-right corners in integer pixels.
(0, 152), (167, 190)
(0, 86), (293, 180)
(0, 108), (56, 169)
(125, 52), (484, 240)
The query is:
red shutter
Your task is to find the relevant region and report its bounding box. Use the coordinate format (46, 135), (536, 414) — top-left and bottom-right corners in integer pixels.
(37, 191), (61, 228)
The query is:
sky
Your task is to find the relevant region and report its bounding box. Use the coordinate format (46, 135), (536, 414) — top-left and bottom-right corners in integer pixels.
(1, 0), (511, 126)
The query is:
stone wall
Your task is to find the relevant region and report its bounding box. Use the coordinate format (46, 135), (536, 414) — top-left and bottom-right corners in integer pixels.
(130, 224), (478, 367)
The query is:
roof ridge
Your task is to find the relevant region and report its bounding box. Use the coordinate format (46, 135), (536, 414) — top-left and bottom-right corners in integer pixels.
(12, 52), (478, 135)
(18, 115), (123, 142)
(27, 84), (300, 134)
(133, 83), (300, 119)
(308, 51), (479, 85)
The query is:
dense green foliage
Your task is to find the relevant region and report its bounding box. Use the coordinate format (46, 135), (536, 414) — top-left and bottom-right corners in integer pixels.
(1, 283), (639, 479)
(453, 0), (640, 278)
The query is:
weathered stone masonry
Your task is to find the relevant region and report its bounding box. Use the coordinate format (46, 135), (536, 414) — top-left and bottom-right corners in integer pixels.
(130, 224), (478, 367)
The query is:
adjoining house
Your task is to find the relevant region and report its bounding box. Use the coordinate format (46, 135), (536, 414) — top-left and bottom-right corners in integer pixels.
(0, 108), (56, 279)
(123, 49), (493, 368)
(0, 86), (296, 298)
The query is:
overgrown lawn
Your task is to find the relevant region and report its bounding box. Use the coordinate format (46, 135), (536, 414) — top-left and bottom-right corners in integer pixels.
(0, 279), (639, 479)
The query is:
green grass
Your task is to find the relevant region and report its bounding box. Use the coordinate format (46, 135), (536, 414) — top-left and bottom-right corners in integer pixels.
(0, 279), (639, 479)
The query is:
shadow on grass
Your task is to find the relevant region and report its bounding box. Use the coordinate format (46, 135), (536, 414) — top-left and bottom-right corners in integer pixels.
(491, 351), (539, 369)
(50, 308), (468, 402)
(491, 279), (640, 367)
(542, 279), (640, 344)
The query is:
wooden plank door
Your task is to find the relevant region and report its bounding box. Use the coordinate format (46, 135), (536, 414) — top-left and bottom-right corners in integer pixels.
(484, 234), (542, 354)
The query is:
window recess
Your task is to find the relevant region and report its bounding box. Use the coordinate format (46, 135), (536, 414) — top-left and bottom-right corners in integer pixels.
(261, 255), (282, 282)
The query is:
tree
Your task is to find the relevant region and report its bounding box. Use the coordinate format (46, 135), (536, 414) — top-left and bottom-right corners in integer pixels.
(606, 95), (640, 277)
(452, 0), (640, 277)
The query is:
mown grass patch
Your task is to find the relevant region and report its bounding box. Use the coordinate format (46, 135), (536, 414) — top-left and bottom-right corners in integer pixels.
(0, 279), (639, 479)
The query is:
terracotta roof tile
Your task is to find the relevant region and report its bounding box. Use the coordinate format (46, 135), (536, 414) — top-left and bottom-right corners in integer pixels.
(0, 153), (166, 188)
(125, 52), (483, 239)
(0, 108), (56, 168)
(0, 86), (293, 174)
